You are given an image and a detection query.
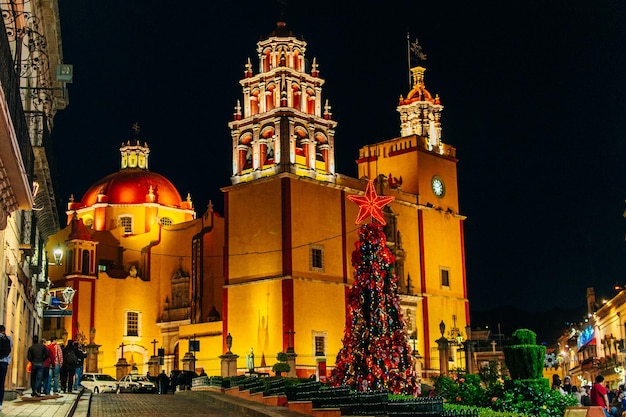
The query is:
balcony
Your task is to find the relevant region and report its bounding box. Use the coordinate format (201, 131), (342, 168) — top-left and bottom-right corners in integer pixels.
(0, 15), (35, 216)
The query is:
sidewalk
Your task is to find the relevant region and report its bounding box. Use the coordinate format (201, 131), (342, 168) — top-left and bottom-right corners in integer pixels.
(0, 389), (88, 417)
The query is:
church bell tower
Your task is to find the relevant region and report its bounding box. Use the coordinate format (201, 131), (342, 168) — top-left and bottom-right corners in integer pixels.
(229, 21), (337, 184)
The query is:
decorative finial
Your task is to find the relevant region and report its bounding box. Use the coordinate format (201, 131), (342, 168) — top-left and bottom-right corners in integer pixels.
(323, 100), (332, 120)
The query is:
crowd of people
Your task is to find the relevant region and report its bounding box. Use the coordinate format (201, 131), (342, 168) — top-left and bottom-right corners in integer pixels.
(26, 336), (86, 397)
(553, 374), (626, 417)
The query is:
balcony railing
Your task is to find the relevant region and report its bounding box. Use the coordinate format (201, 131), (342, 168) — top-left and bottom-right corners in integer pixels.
(0, 14), (35, 189)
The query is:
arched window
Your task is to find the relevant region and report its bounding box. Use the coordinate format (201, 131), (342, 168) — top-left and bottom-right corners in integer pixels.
(81, 249), (90, 275)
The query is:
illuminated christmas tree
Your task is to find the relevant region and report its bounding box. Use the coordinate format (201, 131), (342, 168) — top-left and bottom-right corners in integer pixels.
(329, 180), (420, 395)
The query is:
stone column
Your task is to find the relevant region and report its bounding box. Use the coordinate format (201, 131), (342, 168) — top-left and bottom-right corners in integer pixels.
(182, 352), (195, 372)
(285, 352), (297, 378)
(219, 353), (239, 377)
(115, 358), (130, 380)
(84, 343), (100, 373)
(148, 355), (160, 377)
(464, 340), (476, 375)
(413, 351), (423, 379)
(436, 337), (449, 376)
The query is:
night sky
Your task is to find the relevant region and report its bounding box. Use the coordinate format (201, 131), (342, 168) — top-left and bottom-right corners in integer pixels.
(51, 1), (626, 325)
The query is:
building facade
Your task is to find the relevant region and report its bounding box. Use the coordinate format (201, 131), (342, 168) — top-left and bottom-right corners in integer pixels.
(45, 139), (224, 376)
(221, 21), (468, 377)
(1, 0), (68, 390)
(555, 287), (626, 390)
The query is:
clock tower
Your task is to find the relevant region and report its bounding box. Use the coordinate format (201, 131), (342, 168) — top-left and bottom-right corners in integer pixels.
(356, 60), (468, 372)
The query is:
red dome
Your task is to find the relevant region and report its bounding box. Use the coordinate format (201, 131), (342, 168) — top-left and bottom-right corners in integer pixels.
(80, 168), (184, 208)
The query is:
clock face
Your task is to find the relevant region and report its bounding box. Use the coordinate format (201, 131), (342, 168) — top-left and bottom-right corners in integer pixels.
(432, 176), (445, 198)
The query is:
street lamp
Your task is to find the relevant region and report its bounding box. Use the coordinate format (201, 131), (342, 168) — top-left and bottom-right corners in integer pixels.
(53, 243), (63, 266)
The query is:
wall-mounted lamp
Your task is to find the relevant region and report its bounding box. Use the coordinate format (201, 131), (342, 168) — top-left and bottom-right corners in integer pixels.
(53, 243), (63, 266)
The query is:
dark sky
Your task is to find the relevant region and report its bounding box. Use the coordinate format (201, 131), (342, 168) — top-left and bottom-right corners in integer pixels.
(51, 1), (626, 318)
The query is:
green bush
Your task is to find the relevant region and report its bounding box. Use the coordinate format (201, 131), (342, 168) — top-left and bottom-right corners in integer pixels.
(272, 352), (291, 376)
(511, 329), (537, 345)
(502, 329), (545, 380)
(432, 374), (488, 407)
(444, 403), (527, 417)
(492, 379), (578, 417)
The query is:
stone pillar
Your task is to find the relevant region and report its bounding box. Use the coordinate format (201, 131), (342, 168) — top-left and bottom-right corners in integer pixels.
(148, 355), (160, 377)
(464, 340), (476, 375)
(219, 353), (239, 377)
(413, 351), (423, 379)
(285, 352), (297, 378)
(436, 336), (449, 376)
(181, 352), (195, 372)
(84, 343), (101, 373)
(115, 358), (130, 380)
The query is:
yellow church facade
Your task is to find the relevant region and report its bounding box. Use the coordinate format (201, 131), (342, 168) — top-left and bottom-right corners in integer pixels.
(43, 21), (468, 379)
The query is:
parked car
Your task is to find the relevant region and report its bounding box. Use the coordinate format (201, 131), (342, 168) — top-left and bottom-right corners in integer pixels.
(116, 374), (157, 393)
(80, 373), (118, 394)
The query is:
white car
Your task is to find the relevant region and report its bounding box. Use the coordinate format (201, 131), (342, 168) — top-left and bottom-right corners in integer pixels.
(80, 373), (118, 394)
(116, 374), (157, 393)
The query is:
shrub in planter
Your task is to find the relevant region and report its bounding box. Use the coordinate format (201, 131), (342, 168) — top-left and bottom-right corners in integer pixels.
(502, 329), (545, 380)
(272, 352), (291, 377)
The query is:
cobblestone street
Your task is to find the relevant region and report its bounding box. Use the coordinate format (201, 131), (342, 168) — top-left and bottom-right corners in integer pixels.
(89, 392), (246, 417)
(87, 390), (309, 417)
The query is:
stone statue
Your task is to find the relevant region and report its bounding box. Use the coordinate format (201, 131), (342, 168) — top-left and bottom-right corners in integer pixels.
(246, 348), (254, 372)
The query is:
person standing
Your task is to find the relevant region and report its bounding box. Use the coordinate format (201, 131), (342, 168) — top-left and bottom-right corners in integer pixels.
(41, 339), (52, 395)
(562, 376), (573, 394)
(591, 375), (618, 417)
(0, 325), (13, 411)
(72, 342), (86, 391)
(26, 335), (49, 397)
(157, 370), (169, 394)
(61, 340), (79, 393)
(48, 337), (63, 394)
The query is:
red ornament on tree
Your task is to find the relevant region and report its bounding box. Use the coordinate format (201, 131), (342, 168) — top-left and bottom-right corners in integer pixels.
(347, 180), (394, 225)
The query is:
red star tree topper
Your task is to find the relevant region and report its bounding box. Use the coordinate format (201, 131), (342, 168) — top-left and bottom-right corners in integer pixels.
(347, 180), (394, 224)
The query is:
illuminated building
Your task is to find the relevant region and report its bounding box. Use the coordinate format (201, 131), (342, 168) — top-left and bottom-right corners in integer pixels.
(45, 20), (468, 378)
(0, 0), (68, 391)
(222, 21), (468, 376)
(560, 287), (626, 390)
(46, 138), (224, 376)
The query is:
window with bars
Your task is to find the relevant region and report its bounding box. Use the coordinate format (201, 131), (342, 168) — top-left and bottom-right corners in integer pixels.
(314, 336), (326, 357)
(119, 216), (132, 234)
(159, 217), (173, 226)
(126, 311), (139, 337)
